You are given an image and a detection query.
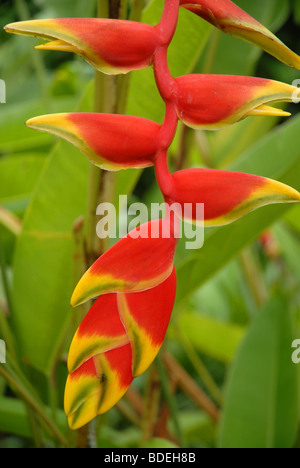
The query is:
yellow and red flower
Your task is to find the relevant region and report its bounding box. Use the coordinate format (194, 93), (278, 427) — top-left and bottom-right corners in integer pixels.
(4, 0), (180, 75)
(156, 163), (300, 227)
(6, 0), (300, 432)
(26, 113), (162, 170)
(173, 75), (297, 130)
(66, 220), (177, 430)
(5, 18), (161, 74)
(71, 218), (178, 308)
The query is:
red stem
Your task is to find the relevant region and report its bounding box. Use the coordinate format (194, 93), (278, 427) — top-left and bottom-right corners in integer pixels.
(155, 103), (178, 201)
(157, 0), (180, 45)
(154, 46), (177, 102)
(154, 0), (181, 234)
(155, 149), (174, 198)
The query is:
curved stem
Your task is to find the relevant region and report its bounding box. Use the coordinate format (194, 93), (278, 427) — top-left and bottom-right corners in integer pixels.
(159, 101), (179, 148)
(155, 150), (174, 198)
(155, 103), (178, 198)
(154, 46), (177, 102)
(157, 0), (180, 45)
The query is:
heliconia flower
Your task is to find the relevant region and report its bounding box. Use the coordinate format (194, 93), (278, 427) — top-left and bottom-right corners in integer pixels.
(4, 0), (180, 76)
(65, 344), (133, 430)
(65, 269), (176, 429)
(26, 113), (162, 171)
(179, 0), (300, 70)
(71, 218), (178, 308)
(174, 75), (297, 130)
(157, 167), (300, 227)
(4, 19), (161, 74)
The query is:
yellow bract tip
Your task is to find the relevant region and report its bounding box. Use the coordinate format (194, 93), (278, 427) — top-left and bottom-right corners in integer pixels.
(247, 104), (291, 118)
(35, 39), (78, 53)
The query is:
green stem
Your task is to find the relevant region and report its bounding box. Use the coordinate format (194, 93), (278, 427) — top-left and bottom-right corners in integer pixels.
(97, 0), (109, 18)
(174, 325), (224, 406)
(202, 29), (221, 74)
(156, 355), (186, 447)
(85, 164), (103, 264)
(86, 0), (136, 262)
(120, 0), (129, 19)
(0, 304), (18, 364)
(129, 0), (144, 21)
(117, 0), (145, 114)
(0, 236), (14, 316)
(239, 247), (268, 309)
(140, 365), (161, 443)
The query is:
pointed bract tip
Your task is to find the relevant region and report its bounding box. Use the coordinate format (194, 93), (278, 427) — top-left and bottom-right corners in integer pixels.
(35, 40), (78, 53)
(247, 104), (291, 118)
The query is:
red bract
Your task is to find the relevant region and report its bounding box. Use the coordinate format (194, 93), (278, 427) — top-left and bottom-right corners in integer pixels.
(4, 0), (180, 74)
(155, 163), (300, 226)
(117, 268), (177, 377)
(65, 344), (134, 430)
(179, 0), (300, 70)
(71, 217), (178, 308)
(27, 113), (162, 170)
(174, 75), (296, 130)
(4, 19), (160, 74)
(66, 266), (176, 430)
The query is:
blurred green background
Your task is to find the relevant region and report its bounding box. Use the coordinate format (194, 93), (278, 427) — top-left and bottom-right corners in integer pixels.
(0, 0), (300, 448)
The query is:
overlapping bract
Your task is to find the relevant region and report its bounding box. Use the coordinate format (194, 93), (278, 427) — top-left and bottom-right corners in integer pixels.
(6, 0), (300, 430)
(66, 223), (177, 430)
(71, 218), (178, 307)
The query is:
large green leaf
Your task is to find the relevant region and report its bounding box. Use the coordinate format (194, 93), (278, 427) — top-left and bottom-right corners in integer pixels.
(12, 141), (89, 374)
(0, 153), (47, 263)
(0, 154), (47, 213)
(175, 114), (300, 306)
(170, 313), (245, 364)
(219, 296), (299, 448)
(0, 396), (67, 440)
(0, 98), (76, 154)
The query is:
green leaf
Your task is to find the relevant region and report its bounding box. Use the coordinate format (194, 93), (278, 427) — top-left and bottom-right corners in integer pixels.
(12, 141), (89, 374)
(295, 0), (300, 25)
(219, 296), (299, 448)
(285, 204), (300, 233)
(0, 397), (31, 439)
(170, 313), (245, 364)
(0, 154), (47, 212)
